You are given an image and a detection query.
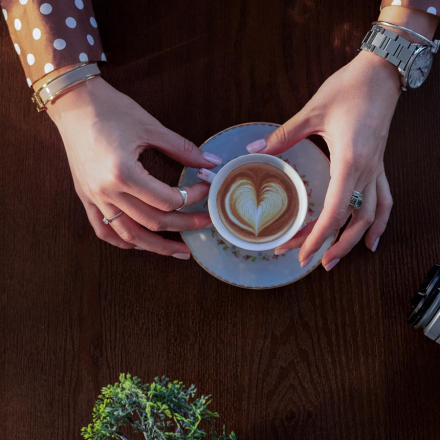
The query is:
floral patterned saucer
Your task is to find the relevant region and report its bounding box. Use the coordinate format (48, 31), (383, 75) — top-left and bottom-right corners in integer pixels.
(178, 122), (336, 289)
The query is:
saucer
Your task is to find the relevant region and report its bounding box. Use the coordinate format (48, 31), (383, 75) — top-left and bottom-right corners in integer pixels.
(178, 122), (337, 289)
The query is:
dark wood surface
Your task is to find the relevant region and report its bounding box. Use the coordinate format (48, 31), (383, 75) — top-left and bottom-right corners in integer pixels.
(2, 1), (440, 439)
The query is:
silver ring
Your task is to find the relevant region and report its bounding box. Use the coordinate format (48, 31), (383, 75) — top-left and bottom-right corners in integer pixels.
(175, 186), (188, 211)
(349, 191), (363, 210)
(103, 211), (123, 224)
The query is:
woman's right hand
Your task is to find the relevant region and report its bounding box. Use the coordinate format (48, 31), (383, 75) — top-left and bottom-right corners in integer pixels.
(47, 77), (222, 259)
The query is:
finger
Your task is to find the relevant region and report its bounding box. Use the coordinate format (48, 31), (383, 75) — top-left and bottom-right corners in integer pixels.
(127, 162), (210, 211)
(101, 203), (192, 258)
(364, 171), (393, 252)
(84, 203), (134, 249)
(298, 162), (359, 265)
(246, 110), (311, 155)
(274, 163), (369, 260)
(321, 178), (377, 270)
(274, 220), (317, 255)
(152, 126), (222, 168)
(115, 193), (212, 232)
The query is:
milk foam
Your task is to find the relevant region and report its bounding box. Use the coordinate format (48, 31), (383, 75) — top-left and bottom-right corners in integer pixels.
(225, 179), (288, 235)
(217, 162), (299, 243)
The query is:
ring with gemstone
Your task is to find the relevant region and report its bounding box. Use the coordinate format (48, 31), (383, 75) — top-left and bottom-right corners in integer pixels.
(349, 191), (363, 209)
(102, 211), (123, 224)
(175, 187), (188, 211)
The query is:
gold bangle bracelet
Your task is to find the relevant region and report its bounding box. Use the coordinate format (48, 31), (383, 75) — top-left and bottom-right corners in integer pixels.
(31, 63), (101, 112)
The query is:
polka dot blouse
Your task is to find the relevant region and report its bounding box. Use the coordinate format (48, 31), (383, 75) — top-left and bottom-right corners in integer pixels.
(1, 0), (105, 87)
(381, 0), (439, 16)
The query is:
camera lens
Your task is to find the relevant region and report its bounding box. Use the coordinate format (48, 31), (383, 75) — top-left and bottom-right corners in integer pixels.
(409, 264), (440, 342)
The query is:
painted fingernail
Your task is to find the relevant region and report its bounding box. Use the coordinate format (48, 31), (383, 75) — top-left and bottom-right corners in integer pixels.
(275, 248), (291, 256)
(324, 258), (340, 272)
(197, 168), (216, 183)
(172, 253), (191, 260)
(202, 152), (222, 165)
(246, 138), (267, 153)
(134, 246), (144, 250)
(371, 237), (380, 252)
(300, 253), (315, 268)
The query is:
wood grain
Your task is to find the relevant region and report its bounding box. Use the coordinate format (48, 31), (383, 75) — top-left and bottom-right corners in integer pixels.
(2, 0), (440, 439)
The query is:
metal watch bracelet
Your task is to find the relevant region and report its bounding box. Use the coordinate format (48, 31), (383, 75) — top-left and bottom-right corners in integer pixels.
(31, 63), (101, 112)
(360, 25), (415, 70)
(372, 21), (439, 53)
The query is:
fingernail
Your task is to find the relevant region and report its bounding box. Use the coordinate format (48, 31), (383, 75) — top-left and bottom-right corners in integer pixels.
(197, 168), (216, 183)
(300, 253), (315, 268)
(371, 237), (380, 252)
(134, 246), (144, 250)
(172, 253), (191, 260)
(324, 258), (340, 272)
(202, 152), (222, 165)
(246, 138), (267, 153)
(275, 248), (291, 256)
(206, 222), (214, 229)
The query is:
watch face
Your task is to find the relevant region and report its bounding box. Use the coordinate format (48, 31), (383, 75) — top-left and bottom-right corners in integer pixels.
(407, 47), (433, 89)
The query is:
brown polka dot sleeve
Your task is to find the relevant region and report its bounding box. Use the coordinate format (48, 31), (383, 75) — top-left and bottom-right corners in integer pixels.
(1, 0), (105, 87)
(381, 0), (440, 17)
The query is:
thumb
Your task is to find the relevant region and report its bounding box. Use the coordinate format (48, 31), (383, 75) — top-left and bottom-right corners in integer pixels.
(152, 126), (222, 169)
(246, 110), (311, 156)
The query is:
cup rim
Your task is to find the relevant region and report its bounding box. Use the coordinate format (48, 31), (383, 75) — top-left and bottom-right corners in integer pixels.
(208, 154), (308, 251)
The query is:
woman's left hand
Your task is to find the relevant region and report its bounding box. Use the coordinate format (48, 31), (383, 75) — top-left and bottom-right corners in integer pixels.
(246, 50), (399, 270)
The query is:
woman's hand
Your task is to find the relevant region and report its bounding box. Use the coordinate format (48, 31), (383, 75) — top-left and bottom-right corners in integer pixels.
(246, 50), (400, 270)
(47, 77), (222, 259)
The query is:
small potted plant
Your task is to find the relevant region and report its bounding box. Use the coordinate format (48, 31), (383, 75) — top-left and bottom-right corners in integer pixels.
(82, 374), (237, 440)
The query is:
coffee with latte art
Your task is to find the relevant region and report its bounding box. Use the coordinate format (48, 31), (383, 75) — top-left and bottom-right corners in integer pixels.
(217, 163), (299, 243)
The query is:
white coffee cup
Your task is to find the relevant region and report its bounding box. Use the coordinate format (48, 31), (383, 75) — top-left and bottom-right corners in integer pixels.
(197, 154), (308, 251)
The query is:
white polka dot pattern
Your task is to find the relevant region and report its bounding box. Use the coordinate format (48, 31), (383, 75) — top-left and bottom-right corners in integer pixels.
(65, 17), (76, 28)
(27, 54), (35, 65)
(3, 0), (105, 84)
(427, 6), (437, 13)
(26, 78), (32, 87)
(32, 28), (42, 40)
(44, 63), (54, 74)
(40, 3), (52, 15)
(53, 38), (67, 50)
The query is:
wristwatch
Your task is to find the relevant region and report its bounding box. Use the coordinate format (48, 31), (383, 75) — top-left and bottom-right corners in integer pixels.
(360, 24), (438, 91)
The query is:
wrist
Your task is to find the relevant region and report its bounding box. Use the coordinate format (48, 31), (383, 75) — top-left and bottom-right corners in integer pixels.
(354, 50), (402, 95)
(47, 76), (107, 124)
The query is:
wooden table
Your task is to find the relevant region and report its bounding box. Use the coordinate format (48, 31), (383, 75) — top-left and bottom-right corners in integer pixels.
(2, 1), (440, 438)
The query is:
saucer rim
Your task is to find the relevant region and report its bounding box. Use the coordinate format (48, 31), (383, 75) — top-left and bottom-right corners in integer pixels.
(178, 121), (337, 290)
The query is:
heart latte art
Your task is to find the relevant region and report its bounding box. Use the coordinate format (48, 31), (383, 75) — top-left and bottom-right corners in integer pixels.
(217, 163), (299, 243)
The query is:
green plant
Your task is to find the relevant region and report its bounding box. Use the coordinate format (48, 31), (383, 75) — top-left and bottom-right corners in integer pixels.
(81, 374), (237, 440)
